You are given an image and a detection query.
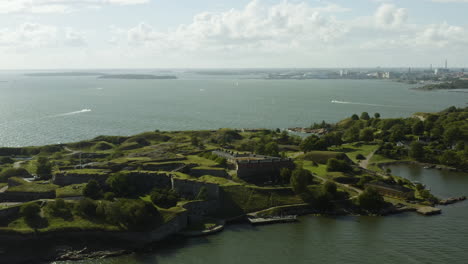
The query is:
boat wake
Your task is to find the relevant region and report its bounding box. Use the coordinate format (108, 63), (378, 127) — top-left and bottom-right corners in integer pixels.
(54, 109), (92, 117)
(331, 100), (397, 107)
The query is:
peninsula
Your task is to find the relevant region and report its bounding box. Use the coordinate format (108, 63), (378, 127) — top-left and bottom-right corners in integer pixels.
(0, 106), (466, 262)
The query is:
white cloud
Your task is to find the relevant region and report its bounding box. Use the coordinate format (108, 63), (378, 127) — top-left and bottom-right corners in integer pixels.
(0, 0), (150, 14)
(118, 0), (349, 54)
(374, 4), (408, 28)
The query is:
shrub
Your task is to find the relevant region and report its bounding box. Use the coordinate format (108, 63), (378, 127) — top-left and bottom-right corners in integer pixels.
(36, 157), (52, 180)
(150, 188), (180, 209)
(0, 157), (14, 164)
(75, 198), (97, 218)
(104, 192), (116, 201)
(356, 154), (366, 160)
(83, 180), (102, 200)
(326, 158), (351, 172)
(21, 203), (41, 220)
(358, 187), (386, 213)
(290, 168), (312, 194)
(45, 199), (72, 219)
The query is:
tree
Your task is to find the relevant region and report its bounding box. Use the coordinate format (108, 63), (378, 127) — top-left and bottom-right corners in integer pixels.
(390, 125), (405, 142)
(280, 168), (292, 184)
(300, 135), (327, 151)
(264, 142), (280, 157)
(150, 188), (180, 208)
(83, 180), (102, 200)
(290, 168), (312, 194)
(326, 158), (351, 172)
(360, 112), (370, 120)
(439, 150), (461, 167)
(323, 181), (337, 196)
(21, 203), (41, 220)
(412, 121), (424, 135)
(359, 128), (374, 142)
(343, 126), (360, 142)
(374, 113), (381, 119)
(358, 187), (386, 213)
(75, 198), (97, 218)
(106, 173), (133, 197)
(443, 126), (460, 145)
(409, 142), (425, 161)
(36, 157), (52, 179)
(45, 199), (71, 219)
(351, 114), (359, 121)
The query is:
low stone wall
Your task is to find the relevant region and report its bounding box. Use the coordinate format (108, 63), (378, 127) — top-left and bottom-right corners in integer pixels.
(172, 178), (219, 200)
(0, 191), (55, 202)
(53, 172), (110, 186)
(0, 205), (21, 224)
(141, 163), (185, 171)
(190, 168), (229, 178)
(182, 200), (220, 223)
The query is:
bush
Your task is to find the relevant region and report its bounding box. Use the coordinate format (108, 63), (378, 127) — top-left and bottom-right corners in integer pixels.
(104, 192), (116, 201)
(83, 180), (102, 200)
(150, 188), (180, 208)
(326, 158), (351, 172)
(290, 168), (312, 194)
(75, 198), (97, 218)
(355, 154), (366, 160)
(36, 157), (52, 180)
(97, 199), (161, 230)
(20, 203), (41, 220)
(0, 157), (14, 164)
(358, 187), (386, 213)
(45, 199), (72, 219)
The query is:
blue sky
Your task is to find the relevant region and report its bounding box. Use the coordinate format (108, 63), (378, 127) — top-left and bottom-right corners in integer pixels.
(0, 0), (467, 69)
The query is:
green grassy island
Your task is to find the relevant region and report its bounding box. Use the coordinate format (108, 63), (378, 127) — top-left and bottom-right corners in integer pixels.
(0, 106), (466, 261)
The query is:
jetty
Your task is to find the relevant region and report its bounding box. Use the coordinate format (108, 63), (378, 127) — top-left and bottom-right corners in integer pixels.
(247, 215), (298, 225)
(438, 196), (466, 205)
(416, 206), (441, 216)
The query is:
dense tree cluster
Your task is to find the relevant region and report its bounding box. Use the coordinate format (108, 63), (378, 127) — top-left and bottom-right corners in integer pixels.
(150, 188), (180, 208)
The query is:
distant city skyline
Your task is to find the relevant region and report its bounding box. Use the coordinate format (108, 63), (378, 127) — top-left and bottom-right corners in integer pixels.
(0, 0), (467, 69)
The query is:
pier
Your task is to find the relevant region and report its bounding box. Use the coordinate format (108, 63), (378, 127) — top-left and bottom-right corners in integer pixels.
(247, 215), (298, 225)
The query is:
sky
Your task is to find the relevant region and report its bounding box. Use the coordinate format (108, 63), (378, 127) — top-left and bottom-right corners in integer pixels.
(0, 0), (467, 69)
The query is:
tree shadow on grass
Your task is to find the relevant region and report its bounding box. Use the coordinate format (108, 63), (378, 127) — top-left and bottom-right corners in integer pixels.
(25, 216), (49, 229)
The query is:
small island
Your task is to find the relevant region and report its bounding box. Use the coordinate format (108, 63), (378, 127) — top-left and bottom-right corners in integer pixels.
(0, 106), (466, 262)
(98, 74), (177, 80)
(25, 72), (105, 77)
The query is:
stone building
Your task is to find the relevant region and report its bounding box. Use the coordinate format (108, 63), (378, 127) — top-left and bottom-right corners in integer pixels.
(212, 150), (295, 184)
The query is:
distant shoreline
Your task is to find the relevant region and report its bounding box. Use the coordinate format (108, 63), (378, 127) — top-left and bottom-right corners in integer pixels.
(24, 72), (178, 80)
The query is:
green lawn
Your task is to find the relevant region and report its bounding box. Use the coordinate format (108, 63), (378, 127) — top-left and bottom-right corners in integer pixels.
(56, 183), (86, 198)
(7, 183), (59, 193)
(331, 143), (379, 163)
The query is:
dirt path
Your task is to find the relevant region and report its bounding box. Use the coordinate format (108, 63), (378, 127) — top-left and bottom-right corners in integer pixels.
(359, 150), (376, 169)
